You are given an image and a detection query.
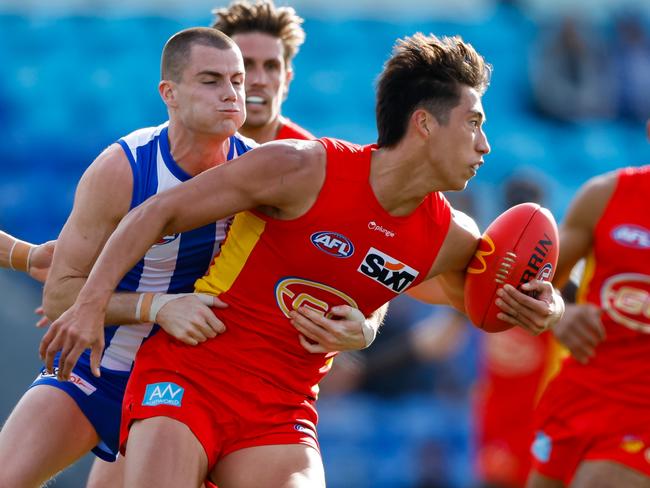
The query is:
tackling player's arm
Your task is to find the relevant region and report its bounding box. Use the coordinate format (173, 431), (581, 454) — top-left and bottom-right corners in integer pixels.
(549, 172), (615, 362)
(42, 139), (324, 378)
(290, 302), (390, 353)
(41, 145), (226, 353)
(42, 144), (137, 323)
(0, 231), (55, 282)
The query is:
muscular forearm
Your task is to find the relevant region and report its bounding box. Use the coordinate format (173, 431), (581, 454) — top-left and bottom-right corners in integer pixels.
(44, 276), (143, 324)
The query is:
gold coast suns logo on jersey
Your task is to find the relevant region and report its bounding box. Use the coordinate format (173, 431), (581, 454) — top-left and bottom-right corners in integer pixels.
(466, 235), (496, 275)
(275, 277), (358, 318)
(357, 247), (419, 294)
(601, 273), (650, 333)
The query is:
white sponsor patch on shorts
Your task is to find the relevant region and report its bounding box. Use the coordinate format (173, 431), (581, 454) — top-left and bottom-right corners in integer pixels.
(37, 369), (97, 396)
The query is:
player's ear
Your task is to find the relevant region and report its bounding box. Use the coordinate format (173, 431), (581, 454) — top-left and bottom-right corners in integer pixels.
(412, 109), (436, 138)
(159, 80), (177, 108)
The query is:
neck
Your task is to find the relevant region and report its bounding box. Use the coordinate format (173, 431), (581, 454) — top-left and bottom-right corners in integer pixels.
(240, 117), (283, 144)
(167, 121), (231, 176)
(370, 141), (444, 217)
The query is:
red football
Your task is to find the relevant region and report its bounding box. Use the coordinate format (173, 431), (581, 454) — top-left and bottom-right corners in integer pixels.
(464, 203), (559, 332)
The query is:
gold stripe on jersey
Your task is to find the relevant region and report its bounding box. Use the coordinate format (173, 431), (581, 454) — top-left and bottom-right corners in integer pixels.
(194, 211), (265, 295)
(576, 251), (597, 304)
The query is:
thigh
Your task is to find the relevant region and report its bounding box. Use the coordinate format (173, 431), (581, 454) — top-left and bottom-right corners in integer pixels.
(526, 470), (566, 488)
(211, 444), (325, 488)
(123, 417), (208, 488)
(86, 455), (125, 488)
(0, 385), (99, 487)
(571, 460), (650, 488)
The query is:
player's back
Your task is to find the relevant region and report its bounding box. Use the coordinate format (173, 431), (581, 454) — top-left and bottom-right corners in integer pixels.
(562, 165), (650, 404)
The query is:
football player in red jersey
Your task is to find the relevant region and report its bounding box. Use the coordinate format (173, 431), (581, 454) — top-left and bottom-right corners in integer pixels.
(213, 0), (314, 143)
(42, 33), (564, 487)
(527, 120), (650, 488)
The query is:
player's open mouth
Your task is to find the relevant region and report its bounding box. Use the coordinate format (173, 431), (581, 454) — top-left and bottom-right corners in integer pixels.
(246, 96), (266, 105)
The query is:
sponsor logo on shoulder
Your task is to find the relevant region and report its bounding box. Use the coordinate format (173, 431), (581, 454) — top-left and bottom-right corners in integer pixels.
(153, 234), (180, 247)
(358, 247), (418, 293)
(37, 369), (97, 396)
(310, 231), (354, 258)
(368, 221), (395, 238)
(142, 382), (185, 407)
(611, 225), (650, 249)
(531, 431), (552, 463)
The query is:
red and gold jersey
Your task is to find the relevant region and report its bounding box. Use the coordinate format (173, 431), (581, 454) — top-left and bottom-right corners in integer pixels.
(275, 117), (315, 140)
(562, 165), (650, 405)
(195, 138), (451, 399)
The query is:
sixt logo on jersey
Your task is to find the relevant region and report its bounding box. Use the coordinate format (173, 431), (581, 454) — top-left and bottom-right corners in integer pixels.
(142, 382), (185, 407)
(611, 225), (650, 249)
(310, 231), (355, 258)
(358, 247), (419, 293)
(153, 234), (180, 247)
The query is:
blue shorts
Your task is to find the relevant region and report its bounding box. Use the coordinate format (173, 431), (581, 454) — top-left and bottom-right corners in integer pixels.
(30, 352), (130, 462)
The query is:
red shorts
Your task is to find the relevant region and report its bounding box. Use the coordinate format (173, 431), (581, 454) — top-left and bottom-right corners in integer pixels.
(532, 374), (650, 484)
(120, 332), (320, 470)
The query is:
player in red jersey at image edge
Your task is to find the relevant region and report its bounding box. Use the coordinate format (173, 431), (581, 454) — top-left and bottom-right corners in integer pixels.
(527, 119), (650, 488)
(42, 33), (565, 487)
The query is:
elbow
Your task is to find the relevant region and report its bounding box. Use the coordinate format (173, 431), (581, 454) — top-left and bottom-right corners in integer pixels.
(42, 278), (76, 320)
(42, 285), (65, 320)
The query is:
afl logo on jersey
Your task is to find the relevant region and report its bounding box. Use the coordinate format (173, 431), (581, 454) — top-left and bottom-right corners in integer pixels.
(611, 225), (650, 249)
(275, 277), (358, 318)
(153, 234), (180, 247)
(601, 273), (650, 333)
(358, 247), (419, 294)
(310, 231), (355, 258)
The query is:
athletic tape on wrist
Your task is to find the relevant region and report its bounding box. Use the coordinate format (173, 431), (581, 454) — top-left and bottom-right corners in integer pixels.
(137, 293), (156, 323)
(9, 240), (32, 272)
(149, 293), (196, 323)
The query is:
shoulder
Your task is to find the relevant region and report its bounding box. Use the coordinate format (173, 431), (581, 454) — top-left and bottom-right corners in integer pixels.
(277, 117), (315, 140)
(86, 143), (132, 179)
(248, 139), (325, 173)
(565, 170), (618, 228)
(118, 123), (167, 152)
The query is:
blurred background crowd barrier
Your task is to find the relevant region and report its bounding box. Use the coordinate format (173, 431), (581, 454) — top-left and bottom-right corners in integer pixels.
(1, 0), (649, 486)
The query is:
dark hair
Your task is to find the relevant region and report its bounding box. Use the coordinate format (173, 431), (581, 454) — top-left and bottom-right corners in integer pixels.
(162, 27), (236, 82)
(211, 0), (305, 66)
(376, 33), (492, 148)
